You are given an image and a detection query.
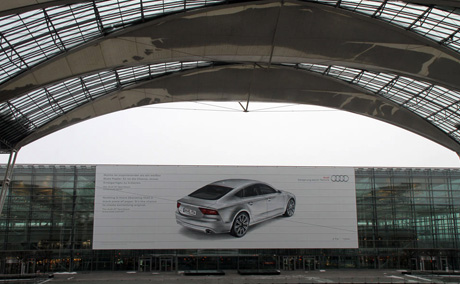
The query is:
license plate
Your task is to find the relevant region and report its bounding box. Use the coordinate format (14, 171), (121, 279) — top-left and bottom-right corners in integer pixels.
(183, 207), (196, 216)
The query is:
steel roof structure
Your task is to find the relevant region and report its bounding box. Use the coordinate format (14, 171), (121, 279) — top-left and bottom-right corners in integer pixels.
(0, 0), (460, 157)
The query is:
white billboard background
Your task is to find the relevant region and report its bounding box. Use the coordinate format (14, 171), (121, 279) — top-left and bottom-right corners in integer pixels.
(93, 165), (357, 249)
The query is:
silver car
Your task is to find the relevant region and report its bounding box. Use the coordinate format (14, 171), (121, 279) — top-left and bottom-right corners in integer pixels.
(175, 179), (296, 237)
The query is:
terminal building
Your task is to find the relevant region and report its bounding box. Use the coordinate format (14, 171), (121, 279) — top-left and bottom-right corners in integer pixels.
(0, 164), (459, 273)
(0, 0), (460, 276)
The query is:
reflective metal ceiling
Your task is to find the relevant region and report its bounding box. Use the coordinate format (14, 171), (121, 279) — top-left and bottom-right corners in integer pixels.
(0, 0), (459, 155)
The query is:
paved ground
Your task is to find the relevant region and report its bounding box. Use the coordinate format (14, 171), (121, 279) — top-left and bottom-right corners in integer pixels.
(34, 270), (460, 284)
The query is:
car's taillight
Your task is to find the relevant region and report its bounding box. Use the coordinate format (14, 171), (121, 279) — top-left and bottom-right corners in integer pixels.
(199, 208), (219, 215)
(177, 202), (181, 208)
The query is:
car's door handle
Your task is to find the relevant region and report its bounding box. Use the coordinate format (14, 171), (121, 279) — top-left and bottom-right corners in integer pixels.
(267, 198), (271, 202)
(248, 202), (253, 206)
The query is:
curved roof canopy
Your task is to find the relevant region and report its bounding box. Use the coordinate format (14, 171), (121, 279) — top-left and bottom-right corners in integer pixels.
(0, 0), (460, 155)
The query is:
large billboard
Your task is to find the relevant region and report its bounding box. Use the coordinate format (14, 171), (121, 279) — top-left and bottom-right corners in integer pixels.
(93, 165), (357, 249)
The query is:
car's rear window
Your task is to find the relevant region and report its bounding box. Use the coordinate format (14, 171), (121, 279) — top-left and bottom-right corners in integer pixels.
(189, 185), (233, 200)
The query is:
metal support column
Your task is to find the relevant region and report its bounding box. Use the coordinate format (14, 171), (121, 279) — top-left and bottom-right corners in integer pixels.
(0, 149), (19, 215)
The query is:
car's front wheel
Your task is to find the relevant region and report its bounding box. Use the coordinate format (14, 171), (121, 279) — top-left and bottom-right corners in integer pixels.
(284, 198), (295, 217)
(230, 212), (250, 237)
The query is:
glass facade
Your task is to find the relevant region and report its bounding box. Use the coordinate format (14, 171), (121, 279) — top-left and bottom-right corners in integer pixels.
(0, 165), (459, 273)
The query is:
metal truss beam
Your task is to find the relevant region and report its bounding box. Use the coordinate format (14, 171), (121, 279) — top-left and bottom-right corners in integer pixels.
(0, 149), (19, 216)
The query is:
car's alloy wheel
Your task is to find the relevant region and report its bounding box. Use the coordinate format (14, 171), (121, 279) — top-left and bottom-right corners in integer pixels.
(231, 212), (249, 237)
(284, 198), (295, 217)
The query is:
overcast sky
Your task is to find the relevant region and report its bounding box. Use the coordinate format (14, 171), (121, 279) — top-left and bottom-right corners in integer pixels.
(1, 102), (459, 168)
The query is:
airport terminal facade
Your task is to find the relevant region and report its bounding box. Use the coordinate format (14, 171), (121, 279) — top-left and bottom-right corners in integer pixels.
(0, 164), (459, 273)
(0, 0), (459, 276)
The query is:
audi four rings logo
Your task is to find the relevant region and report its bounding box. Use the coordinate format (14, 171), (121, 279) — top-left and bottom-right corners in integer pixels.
(331, 175), (349, 182)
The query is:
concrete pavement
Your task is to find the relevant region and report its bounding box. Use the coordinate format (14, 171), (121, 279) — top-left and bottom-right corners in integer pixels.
(44, 269), (460, 283)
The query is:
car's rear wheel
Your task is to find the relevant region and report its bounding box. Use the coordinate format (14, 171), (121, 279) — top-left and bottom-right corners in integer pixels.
(230, 212), (249, 237)
(284, 198), (295, 217)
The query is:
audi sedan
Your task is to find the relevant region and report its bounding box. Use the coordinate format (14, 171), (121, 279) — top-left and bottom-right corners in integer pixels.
(175, 179), (296, 237)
